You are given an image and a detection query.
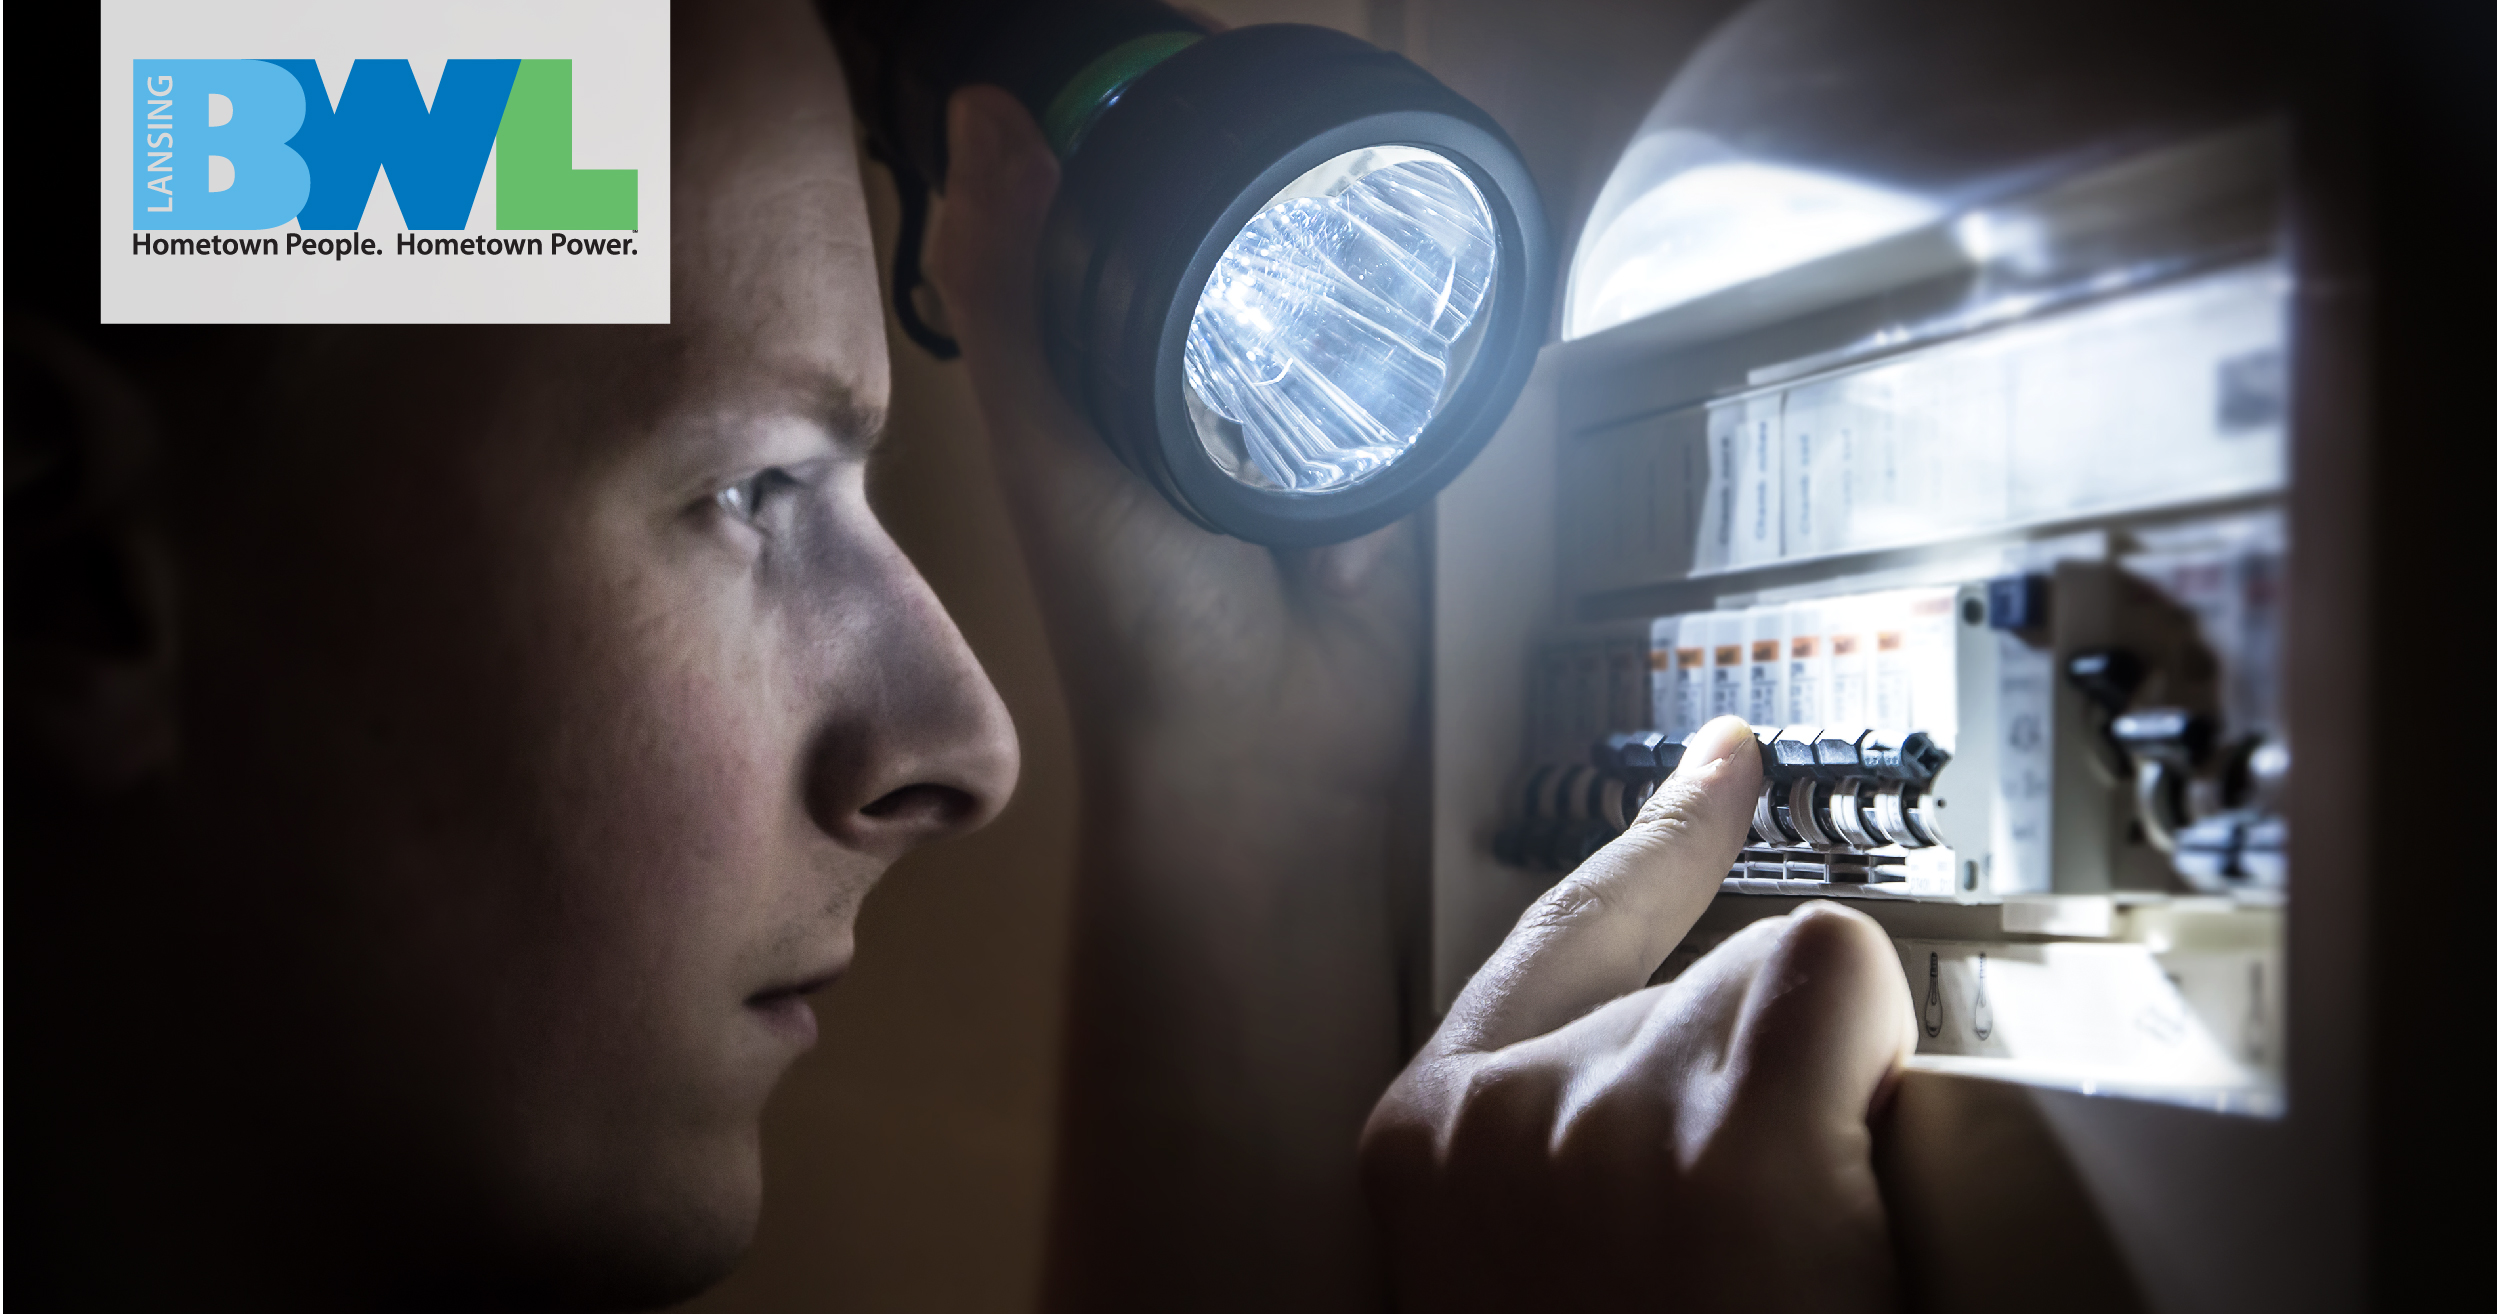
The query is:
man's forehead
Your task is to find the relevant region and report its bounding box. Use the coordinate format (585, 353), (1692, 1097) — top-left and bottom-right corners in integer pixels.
(674, 0), (869, 222)
(668, 0), (890, 433)
(561, 328), (890, 481)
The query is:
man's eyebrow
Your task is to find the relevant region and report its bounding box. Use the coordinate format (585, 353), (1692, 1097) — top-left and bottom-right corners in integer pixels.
(821, 383), (889, 456)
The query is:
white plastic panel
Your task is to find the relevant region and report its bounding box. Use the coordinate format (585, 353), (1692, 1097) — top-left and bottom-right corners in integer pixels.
(1558, 261), (2289, 592)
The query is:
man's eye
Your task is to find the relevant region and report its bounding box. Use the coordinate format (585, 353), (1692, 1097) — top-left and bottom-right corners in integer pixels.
(715, 470), (791, 526)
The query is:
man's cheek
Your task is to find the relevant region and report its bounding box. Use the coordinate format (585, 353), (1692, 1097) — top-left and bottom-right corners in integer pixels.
(591, 672), (796, 904)
(534, 519), (825, 980)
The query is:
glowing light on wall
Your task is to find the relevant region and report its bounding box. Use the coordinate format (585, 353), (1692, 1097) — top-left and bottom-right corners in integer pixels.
(1565, 134), (1939, 340)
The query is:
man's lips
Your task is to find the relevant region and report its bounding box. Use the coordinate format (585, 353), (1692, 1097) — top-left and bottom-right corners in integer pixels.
(746, 967), (844, 1046)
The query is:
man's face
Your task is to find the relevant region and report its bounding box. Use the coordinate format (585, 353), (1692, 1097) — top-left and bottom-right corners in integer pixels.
(166, 0), (1017, 1301)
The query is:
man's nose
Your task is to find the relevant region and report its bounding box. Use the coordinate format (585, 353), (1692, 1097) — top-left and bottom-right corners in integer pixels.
(802, 545), (1020, 860)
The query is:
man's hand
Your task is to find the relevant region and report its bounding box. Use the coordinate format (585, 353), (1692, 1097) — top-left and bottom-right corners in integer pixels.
(1363, 715), (1918, 1312)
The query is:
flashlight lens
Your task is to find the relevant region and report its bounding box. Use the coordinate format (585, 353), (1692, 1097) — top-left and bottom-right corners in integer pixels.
(1183, 148), (1498, 493)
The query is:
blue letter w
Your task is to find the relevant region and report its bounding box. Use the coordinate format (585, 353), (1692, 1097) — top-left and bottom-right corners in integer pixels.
(274, 60), (520, 230)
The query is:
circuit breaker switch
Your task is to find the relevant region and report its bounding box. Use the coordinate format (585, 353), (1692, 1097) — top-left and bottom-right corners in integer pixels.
(1555, 765), (1597, 819)
(1545, 821), (1611, 870)
(1518, 764), (1560, 820)
(1785, 778), (1839, 848)
(1868, 782), (1938, 848)
(1591, 730), (1678, 776)
(1769, 726), (1824, 781)
(1751, 782), (1801, 845)
(1650, 740), (1687, 778)
(2108, 706), (2219, 855)
(1859, 729), (1951, 783)
(1507, 722), (1959, 874)
(2066, 648), (2147, 717)
(2111, 708), (2217, 767)
(1985, 573), (2051, 630)
(1749, 722), (1783, 773)
(1588, 734), (1636, 773)
(1823, 778), (1882, 848)
(1813, 729), (1865, 777)
(1907, 788), (1949, 847)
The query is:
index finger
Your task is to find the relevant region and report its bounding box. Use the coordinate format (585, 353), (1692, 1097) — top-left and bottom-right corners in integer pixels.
(1435, 715), (1762, 1056)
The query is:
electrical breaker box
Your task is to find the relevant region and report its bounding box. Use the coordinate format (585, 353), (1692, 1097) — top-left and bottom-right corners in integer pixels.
(1432, 123), (2292, 1118)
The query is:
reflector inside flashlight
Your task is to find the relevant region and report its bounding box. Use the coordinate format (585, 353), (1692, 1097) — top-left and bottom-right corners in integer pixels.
(1182, 146), (1499, 493)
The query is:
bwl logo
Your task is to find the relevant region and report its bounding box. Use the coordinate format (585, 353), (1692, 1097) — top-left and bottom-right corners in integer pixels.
(133, 59), (635, 231)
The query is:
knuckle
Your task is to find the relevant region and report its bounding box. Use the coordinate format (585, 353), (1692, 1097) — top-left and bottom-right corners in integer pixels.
(1358, 1106), (1442, 1195)
(1455, 1054), (1541, 1118)
(1519, 873), (1613, 936)
(1360, 1078), (1438, 1155)
(1441, 1056), (1559, 1171)
(1359, 1056), (1570, 1202)
(1764, 903), (1894, 983)
(1551, 1085), (1672, 1178)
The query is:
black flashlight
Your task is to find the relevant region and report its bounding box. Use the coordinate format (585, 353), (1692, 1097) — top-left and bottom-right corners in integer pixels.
(828, 0), (1553, 547)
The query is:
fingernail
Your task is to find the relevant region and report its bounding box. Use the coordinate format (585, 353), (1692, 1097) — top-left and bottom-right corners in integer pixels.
(1675, 716), (1754, 779)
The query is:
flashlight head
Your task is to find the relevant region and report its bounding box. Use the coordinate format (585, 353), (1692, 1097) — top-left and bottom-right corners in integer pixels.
(1039, 24), (1552, 547)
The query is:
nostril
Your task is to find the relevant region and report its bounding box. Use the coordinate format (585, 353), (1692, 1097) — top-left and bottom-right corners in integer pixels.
(858, 782), (979, 831)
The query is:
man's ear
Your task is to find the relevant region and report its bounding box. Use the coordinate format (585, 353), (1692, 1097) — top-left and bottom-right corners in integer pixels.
(6, 316), (180, 793)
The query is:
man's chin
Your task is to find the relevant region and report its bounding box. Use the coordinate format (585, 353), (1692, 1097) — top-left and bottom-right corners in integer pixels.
(444, 1216), (755, 1314)
(444, 1137), (765, 1313)
(547, 1236), (753, 1314)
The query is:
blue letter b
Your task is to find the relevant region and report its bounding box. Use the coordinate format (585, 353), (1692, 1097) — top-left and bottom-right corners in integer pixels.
(132, 60), (310, 230)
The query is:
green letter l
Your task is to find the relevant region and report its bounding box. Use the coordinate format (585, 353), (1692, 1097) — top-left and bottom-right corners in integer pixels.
(496, 60), (636, 230)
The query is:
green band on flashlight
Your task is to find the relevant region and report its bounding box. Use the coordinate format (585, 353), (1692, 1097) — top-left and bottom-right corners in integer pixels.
(1041, 31), (1203, 158)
